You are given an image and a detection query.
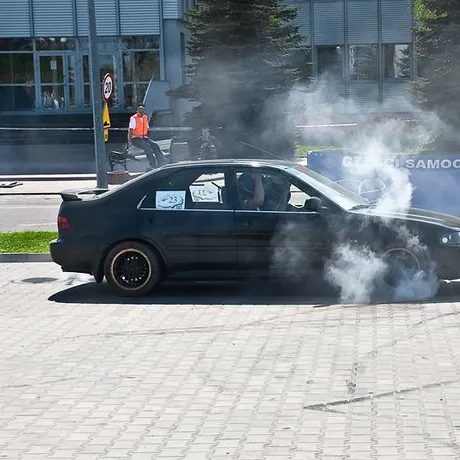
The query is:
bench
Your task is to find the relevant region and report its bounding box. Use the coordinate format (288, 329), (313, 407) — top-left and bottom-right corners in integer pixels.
(108, 139), (173, 171)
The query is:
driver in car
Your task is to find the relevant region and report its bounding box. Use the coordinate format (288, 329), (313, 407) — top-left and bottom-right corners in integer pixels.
(237, 173), (265, 210)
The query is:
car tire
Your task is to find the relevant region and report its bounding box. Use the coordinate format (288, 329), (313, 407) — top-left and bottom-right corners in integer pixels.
(374, 245), (438, 302)
(104, 241), (162, 297)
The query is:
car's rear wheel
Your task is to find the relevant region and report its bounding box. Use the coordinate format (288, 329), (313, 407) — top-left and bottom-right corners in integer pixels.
(104, 241), (162, 297)
(375, 246), (439, 301)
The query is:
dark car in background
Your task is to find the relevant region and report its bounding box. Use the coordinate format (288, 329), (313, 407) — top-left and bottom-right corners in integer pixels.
(50, 159), (460, 298)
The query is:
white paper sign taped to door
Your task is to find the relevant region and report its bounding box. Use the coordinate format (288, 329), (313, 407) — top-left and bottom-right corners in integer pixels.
(156, 190), (186, 210)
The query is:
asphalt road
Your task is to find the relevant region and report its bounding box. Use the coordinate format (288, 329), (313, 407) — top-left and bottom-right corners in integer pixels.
(0, 195), (61, 232)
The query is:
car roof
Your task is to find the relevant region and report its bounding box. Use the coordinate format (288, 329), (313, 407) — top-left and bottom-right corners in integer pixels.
(152, 158), (297, 170)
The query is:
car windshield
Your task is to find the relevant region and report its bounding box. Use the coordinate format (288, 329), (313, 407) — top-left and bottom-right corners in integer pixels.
(288, 164), (370, 211)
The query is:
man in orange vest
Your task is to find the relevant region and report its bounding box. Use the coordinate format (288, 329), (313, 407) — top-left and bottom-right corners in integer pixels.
(127, 105), (166, 170)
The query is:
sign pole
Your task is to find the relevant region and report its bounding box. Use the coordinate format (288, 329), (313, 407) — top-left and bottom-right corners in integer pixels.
(87, 0), (108, 189)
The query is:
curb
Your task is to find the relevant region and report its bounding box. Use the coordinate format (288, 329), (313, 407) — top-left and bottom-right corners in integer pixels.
(0, 253), (53, 263)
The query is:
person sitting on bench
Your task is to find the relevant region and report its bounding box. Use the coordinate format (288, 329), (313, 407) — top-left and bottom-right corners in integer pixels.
(127, 105), (166, 170)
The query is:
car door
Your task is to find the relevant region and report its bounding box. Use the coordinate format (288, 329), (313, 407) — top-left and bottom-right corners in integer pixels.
(137, 166), (237, 277)
(232, 167), (332, 279)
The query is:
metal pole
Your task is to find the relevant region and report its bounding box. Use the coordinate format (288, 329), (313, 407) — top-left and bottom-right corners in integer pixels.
(87, 0), (108, 188)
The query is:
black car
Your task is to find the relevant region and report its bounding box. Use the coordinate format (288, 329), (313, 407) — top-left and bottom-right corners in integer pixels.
(50, 159), (460, 298)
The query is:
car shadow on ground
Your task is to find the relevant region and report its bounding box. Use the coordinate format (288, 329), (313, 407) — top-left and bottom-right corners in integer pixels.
(46, 278), (460, 307)
(48, 280), (337, 306)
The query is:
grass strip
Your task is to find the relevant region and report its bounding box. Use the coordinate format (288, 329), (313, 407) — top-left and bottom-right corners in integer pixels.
(0, 231), (57, 254)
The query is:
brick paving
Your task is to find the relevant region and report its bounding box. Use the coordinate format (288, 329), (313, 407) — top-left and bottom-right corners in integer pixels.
(1, 262), (460, 459)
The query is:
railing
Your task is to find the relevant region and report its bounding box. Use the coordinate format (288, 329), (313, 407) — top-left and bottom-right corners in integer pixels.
(0, 123), (362, 132)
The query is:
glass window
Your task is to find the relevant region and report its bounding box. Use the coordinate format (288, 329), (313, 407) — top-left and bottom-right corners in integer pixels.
(121, 36), (160, 50)
(0, 86), (35, 111)
(291, 48), (313, 80)
(0, 54), (34, 84)
(384, 44), (411, 79)
(123, 50), (160, 109)
(99, 54), (117, 82)
(180, 33), (186, 84)
(124, 83), (149, 110)
(143, 169), (228, 210)
(40, 55), (64, 85)
(317, 46), (343, 79)
(234, 170), (307, 212)
(188, 173), (227, 209)
(123, 51), (160, 82)
(78, 37), (117, 54)
(36, 38), (76, 51)
(41, 86), (65, 109)
(83, 55), (90, 84)
(83, 54), (119, 107)
(0, 38), (33, 51)
(349, 44), (378, 80)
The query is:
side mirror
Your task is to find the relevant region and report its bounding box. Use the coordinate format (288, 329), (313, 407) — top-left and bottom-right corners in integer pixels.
(304, 196), (323, 212)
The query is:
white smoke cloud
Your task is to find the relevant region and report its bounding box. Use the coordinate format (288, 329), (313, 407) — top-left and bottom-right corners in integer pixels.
(272, 80), (445, 304)
(325, 243), (387, 304)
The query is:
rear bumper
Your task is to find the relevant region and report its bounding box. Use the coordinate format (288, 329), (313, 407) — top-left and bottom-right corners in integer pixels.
(50, 238), (100, 275)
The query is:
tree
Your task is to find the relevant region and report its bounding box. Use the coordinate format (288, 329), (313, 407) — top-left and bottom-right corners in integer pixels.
(168, 0), (308, 158)
(412, 0), (460, 149)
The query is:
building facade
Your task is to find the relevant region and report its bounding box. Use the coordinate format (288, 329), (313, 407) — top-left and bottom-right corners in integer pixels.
(0, 0), (194, 126)
(288, 0), (416, 117)
(0, 0), (416, 126)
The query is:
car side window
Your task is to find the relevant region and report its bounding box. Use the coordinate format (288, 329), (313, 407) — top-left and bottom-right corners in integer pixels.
(286, 184), (311, 211)
(188, 173), (227, 209)
(140, 169), (229, 210)
(234, 169), (311, 212)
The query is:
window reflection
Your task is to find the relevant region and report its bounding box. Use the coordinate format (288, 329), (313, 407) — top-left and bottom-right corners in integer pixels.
(124, 83), (149, 109)
(41, 87), (65, 109)
(0, 54), (34, 84)
(123, 51), (160, 82)
(0, 39), (33, 51)
(0, 35), (162, 112)
(290, 48), (313, 81)
(349, 44), (378, 80)
(40, 55), (64, 85)
(121, 36), (160, 50)
(83, 54), (119, 106)
(0, 86), (35, 111)
(384, 44), (411, 79)
(317, 46), (343, 79)
(36, 38), (76, 51)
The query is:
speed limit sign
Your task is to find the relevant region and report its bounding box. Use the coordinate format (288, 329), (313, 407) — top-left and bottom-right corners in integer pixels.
(102, 73), (113, 101)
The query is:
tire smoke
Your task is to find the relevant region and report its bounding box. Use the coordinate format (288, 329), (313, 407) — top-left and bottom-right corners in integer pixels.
(276, 83), (445, 303)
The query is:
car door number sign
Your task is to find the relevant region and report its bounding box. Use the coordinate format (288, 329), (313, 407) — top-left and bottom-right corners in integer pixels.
(102, 73), (113, 101)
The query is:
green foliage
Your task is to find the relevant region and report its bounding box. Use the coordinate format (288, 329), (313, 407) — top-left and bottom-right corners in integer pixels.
(411, 0), (460, 148)
(168, 0), (309, 156)
(0, 231), (57, 253)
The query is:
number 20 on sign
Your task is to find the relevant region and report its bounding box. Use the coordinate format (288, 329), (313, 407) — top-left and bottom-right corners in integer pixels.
(102, 73), (113, 101)
(102, 73), (113, 142)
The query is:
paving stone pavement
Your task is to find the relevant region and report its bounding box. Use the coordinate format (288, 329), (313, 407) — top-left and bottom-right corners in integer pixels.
(1, 263), (460, 459)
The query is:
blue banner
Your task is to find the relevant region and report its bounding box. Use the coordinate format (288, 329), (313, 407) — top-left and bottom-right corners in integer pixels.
(306, 150), (460, 217)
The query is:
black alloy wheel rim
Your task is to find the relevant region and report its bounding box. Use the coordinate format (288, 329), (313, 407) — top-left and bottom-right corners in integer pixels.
(112, 250), (151, 290)
(383, 249), (420, 288)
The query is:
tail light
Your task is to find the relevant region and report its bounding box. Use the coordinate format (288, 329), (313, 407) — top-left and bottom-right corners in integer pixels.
(58, 216), (71, 230)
